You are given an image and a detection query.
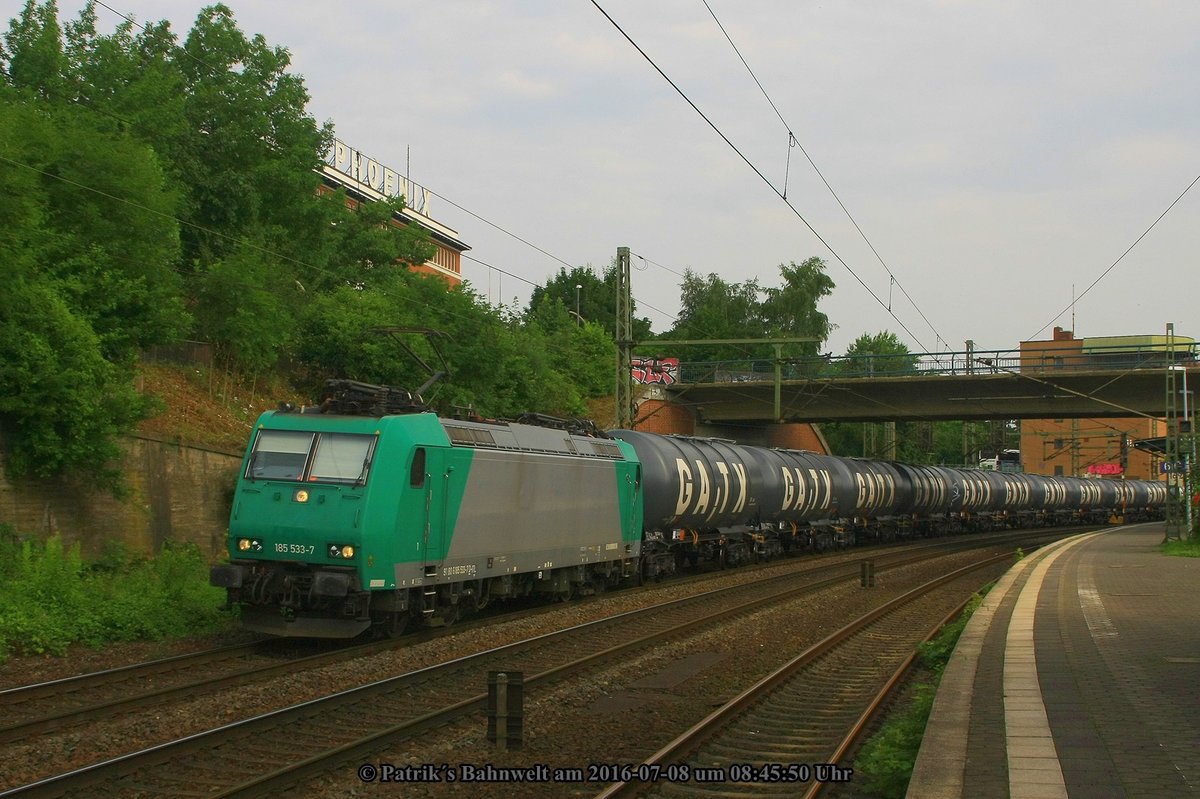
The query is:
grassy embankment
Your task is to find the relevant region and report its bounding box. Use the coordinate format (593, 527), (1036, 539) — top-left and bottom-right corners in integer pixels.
(0, 529), (233, 661)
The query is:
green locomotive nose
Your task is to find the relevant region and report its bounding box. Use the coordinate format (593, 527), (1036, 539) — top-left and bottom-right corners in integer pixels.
(213, 413), (387, 637)
(229, 425), (373, 564)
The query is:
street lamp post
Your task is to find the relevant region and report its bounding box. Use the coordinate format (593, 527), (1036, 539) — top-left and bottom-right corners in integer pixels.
(575, 284), (582, 327)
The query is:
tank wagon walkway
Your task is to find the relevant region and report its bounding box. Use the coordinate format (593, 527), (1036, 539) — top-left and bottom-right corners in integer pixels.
(907, 523), (1200, 798)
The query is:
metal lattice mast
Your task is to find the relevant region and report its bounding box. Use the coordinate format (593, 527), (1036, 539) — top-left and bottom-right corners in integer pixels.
(615, 246), (633, 429)
(1165, 323), (1183, 540)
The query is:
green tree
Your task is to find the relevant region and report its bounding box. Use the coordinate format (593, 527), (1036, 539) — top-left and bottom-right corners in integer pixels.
(0, 70), (181, 485)
(760, 257), (835, 361)
(834, 331), (919, 377)
(299, 269), (606, 419)
(2, 0), (66, 100)
(61, 4), (189, 168)
(172, 4), (330, 269)
(33, 109), (186, 361)
(0, 282), (149, 486)
(658, 259), (834, 365)
(529, 263), (653, 343)
(193, 242), (295, 374)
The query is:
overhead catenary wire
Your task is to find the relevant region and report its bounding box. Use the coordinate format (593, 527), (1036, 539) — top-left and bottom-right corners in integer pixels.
(699, 0), (949, 354)
(1027, 171), (1200, 342)
(590, 0), (932, 354)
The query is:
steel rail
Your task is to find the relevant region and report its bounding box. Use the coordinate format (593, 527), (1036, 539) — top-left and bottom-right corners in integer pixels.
(592, 552), (1010, 798)
(0, 537), (1026, 799)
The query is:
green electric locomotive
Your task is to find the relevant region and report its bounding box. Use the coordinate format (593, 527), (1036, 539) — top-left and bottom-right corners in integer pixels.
(210, 385), (644, 637)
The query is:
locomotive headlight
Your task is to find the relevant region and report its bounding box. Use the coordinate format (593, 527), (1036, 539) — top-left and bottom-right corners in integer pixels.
(237, 538), (251, 551)
(294, 489), (309, 503)
(236, 538), (263, 553)
(341, 545), (355, 559)
(327, 543), (356, 559)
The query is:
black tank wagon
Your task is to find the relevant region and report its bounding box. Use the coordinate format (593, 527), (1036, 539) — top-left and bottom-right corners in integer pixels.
(610, 430), (1166, 573)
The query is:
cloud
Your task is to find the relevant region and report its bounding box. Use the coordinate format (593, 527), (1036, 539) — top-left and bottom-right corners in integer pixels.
(492, 69), (559, 101)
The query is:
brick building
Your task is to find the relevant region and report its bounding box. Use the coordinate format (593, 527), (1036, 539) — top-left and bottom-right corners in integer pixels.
(1018, 327), (1194, 480)
(320, 138), (468, 285)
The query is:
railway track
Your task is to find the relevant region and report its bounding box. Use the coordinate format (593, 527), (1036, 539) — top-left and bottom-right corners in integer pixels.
(0, 637), (409, 744)
(593, 554), (1005, 799)
(0, 527), (1063, 756)
(1, 536), (1030, 798)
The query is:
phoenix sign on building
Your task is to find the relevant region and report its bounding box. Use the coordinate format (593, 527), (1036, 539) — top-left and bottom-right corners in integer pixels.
(321, 138), (468, 286)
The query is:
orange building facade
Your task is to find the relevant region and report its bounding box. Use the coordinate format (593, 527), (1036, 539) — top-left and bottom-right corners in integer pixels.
(1018, 327), (1192, 481)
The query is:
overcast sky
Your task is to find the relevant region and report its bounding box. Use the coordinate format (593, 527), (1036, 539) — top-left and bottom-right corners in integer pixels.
(37, 1), (1200, 355)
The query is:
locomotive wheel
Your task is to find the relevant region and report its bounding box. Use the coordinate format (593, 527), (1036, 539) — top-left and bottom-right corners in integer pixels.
(439, 603), (460, 627)
(386, 613), (409, 636)
(371, 612), (409, 639)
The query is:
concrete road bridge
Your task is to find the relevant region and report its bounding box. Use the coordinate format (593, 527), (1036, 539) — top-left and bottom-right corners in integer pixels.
(641, 344), (1198, 424)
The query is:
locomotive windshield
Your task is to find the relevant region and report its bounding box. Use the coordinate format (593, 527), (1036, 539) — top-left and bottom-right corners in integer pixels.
(310, 433), (376, 484)
(248, 430), (313, 480)
(247, 430), (376, 485)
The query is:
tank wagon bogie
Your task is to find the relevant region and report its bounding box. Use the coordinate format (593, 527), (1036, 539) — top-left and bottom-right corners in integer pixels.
(211, 384), (1166, 638)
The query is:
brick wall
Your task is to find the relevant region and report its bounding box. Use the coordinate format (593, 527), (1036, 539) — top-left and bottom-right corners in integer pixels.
(0, 435), (241, 560)
(631, 399), (829, 455)
(632, 399), (696, 435)
(765, 423), (830, 454)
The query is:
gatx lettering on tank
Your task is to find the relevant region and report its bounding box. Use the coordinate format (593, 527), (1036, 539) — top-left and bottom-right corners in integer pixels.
(781, 467), (832, 513)
(674, 458), (747, 521)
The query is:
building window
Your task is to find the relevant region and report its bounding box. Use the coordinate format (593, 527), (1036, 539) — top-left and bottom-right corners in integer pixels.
(1054, 438), (1064, 450)
(1054, 465), (1064, 476)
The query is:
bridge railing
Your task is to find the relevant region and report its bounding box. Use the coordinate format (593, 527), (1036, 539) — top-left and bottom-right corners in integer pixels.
(672, 343), (1195, 384)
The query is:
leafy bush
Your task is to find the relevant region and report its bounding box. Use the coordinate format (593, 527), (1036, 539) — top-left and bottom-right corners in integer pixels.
(855, 682), (937, 798)
(0, 534), (233, 661)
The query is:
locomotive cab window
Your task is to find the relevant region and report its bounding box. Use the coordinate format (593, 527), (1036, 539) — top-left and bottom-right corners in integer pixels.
(310, 433), (377, 484)
(248, 430), (314, 481)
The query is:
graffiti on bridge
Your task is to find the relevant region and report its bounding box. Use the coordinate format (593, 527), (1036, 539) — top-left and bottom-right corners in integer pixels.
(631, 357), (679, 385)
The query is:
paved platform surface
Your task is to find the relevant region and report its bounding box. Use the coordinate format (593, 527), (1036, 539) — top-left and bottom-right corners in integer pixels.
(908, 523), (1200, 798)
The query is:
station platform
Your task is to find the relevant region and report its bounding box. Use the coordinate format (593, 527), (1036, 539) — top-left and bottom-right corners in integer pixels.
(907, 523), (1200, 798)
